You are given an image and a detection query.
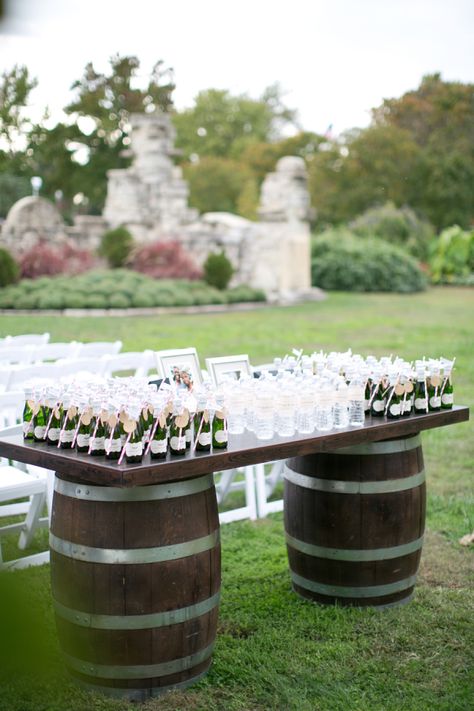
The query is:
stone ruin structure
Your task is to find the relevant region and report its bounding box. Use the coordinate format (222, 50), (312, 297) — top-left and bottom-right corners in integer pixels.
(1, 112), (316, 300)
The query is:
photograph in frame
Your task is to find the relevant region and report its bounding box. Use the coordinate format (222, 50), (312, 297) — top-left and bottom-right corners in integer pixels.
(205, 355), (252, 386)
(155, 348), (203, 393)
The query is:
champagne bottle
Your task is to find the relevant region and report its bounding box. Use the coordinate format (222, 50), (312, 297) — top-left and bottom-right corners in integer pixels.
(106, 416), (122, 461)
(22, 388), (35, 440)
(386, 375), (402, 419)
(60, 400), (77, 449)
(169, 399), (187, 456)
(370, 373), (386, 418)
(364, 379), (371, 414)
(195, 396), (211, 452)
(441, 364), (454, 410)
(212, 396), (228, 449)
(47, 398), (62, 446)
(401, 377), (414, 417)
(150, 410), (168, 460)
(414, 369), (428, 414)
(125, 422), (143, 464)
(33, 396), (47, 442)
(428, 367), (442, 412)
(90, 404), (106, 456)
(76, 407), (92, 453)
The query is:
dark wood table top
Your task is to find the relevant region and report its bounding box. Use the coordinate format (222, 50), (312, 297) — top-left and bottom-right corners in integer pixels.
(0, 406), (468, 487)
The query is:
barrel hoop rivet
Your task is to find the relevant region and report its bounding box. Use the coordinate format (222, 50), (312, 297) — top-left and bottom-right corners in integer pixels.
(53, 591), (220, 630)
(284, 466), (425, 494)
(285, 533), (424, 561)
(49, 529), (220, 565)
(55, 473), (214, 502)
(291, 571), (417, 598)
(327, 434), (421, 456)
(62, 641), (215, 679)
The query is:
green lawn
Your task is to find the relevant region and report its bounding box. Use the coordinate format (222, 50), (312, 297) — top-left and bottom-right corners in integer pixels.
(0, 288), (473, 711)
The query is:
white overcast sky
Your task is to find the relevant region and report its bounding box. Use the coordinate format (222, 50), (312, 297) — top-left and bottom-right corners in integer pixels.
(1, 0), (473, 135)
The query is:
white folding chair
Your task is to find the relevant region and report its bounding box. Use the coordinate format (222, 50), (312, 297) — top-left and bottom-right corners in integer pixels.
(34, 341), (81, 362)
(75, 341), (122, 358)
(2, 333), (50, 347)
(101, 350), (154, 378)
(215, 467), (257, 524)
(7, 363), (60, 391)
(0, 345), (37, 366)
(254, 461), (284, 518)
(55, 357), (108, 381)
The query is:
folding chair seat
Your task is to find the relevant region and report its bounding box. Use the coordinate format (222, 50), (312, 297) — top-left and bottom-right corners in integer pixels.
(75, 341), (122, 358)
(34, 341), (81, 362)
(2, 333), (50, 347)
(101, 350), (154, 378)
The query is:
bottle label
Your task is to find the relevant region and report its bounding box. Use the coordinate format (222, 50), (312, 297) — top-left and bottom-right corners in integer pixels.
(126, 442), (143, 457)
(414, 398), (427, 410)
(90, 436), (105, 451)
(151, 439), (167, 454)
(185, 428), (192, 443)
(372, 400), (385, 412)
(77, 434), (90, 448)
(403, 401), (412, 413)
(429, 396), (441, 408)
(34, 426), (46, 439)
(214, 430), (228, 444)
(198, 432), (212, 447)
(23, 421), (33, 435)
(48, 427), (60, 442)
(106, 438), (122, 452)
(60, 430), (74, 443)
(389, 403), (401, 416)
(170, 435), (186, 450)
(441, 393), (453, 405)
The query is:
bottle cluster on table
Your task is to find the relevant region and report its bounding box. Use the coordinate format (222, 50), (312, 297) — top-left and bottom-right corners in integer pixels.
(21, 377), (229, 465)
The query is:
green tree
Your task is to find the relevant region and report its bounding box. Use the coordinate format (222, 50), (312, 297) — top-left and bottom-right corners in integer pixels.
(183, 157), (254, 215)
(0, 65), (37, 154)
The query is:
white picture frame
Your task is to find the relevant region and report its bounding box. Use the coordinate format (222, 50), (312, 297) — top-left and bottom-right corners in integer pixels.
(155, 347), (203, 393)
(205, 355), (252, 386)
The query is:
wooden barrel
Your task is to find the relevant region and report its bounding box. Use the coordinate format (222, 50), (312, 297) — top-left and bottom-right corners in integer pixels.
(49, 472), (220, 700)
(284, 434), (426, 608)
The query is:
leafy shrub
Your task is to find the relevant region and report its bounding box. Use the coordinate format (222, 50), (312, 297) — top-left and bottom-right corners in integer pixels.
(16, 292), (39, 310)
(108, 293), (132, 309)
(37, 292), (65, 310)
(350, 202), (434, 261)
(99, 227), (134, 268)
(227, 286), (266, 303)
(0, 247), (19, 287)
(128, 241), (202, 280)
(19, 240), (96, 279)
(430, 225), (474, 284)
(84, 294), (108, 309)
(203, 251), (234, 290)
(311, 230), (426, 293)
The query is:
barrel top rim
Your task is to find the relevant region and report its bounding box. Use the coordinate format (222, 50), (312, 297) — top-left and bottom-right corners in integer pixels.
(0, 406), (468, 487)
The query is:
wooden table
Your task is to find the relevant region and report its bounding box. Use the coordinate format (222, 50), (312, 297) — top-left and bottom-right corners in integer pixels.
(0, 406), (468, 701)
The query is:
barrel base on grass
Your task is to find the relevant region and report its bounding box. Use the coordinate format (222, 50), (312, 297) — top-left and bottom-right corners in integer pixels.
(50, 471), (221, 698)
(284, 434), (426, 608)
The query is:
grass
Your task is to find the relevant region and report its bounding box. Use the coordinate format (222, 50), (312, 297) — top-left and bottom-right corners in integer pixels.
(0, 287), (473, 710)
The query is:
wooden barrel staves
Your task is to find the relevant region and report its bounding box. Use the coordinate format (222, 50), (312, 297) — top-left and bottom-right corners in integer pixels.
(284, 434), (426, 608)
(49, 472), (220, 700)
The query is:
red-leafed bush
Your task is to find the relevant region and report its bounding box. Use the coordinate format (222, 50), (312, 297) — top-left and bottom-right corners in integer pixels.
(19, 241), (96, 279)
(128, 240), (202, 280)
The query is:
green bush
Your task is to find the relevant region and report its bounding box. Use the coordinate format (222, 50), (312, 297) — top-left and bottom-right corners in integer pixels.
(0, 247), (20, 287)
(203, 251), (234, 290)
(311, 230), (426, 293)
(108, 293), (132, 309)
(430, 225), (474, 284)
(16, 292), (39, 310)
(227, 286), (266, 303)
(84, 294), (108, 309)
(37, 292), (65, 310)
(98, 227), (134, 268)
(350, 202), (434, 261)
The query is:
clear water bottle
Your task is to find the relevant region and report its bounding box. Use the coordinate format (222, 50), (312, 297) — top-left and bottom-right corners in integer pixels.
(276, 387), (296, 437)
(315, 385), (334, 432)
(348, 378), (365, 427)
(255, 387), (275, 440)
(226, 386), (246, 435)
(297, 388), (315, 434)
(333, 380), (349, 429)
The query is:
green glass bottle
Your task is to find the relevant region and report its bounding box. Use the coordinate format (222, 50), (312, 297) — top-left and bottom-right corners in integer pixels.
(150, 411), (168, 460)
(33, 398), (47, 442)
(76, 409), (92, 453)
(47, 400), (62, 446)
(212, 397), (228, 449)
(428, 368), (442, 412)
(89, 405), (106, 456)
(106, 419), (122, 461)
(414, 370), (428, 414)
(370, 374), (386, 418)
(386, 377), (402, 420)
(22, 388), (35, 441)
(195, 397), (211, 452)
(364, 379), (371, 414)
(125, 422), (143, 464)
(169, 400), (187, 456)
(60, 402), (77, 449)
(441, 365), (454, 410)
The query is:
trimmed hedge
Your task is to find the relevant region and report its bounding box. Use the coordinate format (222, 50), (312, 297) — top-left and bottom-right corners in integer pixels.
(311, 230), (426, 293)
(430, 225), (474, 285)
(0, 247), (19, 287)
(0, 270), (266, 310)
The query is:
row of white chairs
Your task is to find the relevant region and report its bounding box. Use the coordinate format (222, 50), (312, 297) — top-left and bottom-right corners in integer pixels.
(0, 333), (50, 348)
(0, 339), (123, 366)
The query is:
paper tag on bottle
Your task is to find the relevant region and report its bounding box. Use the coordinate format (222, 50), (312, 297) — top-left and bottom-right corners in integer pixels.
(414, 398), (427, 409)
(198, 432), (212, 446)
(81, 412), (92, 426)
(151, 439), (167, 454)
(175, 412), (189, 429)
(48, 427), (60, 442)
(158, 413), (167, 428)
(32, 404), (40, 416)
(215, 430), (228, 444)
(404, 382), (414, 394)
(394, 384), (404, 396)
(441, 393), (453, 405)
(68, 406), (77, 420)
(389, 403), (401, 416)
(109, 414), (118, 429)
(372, 400), (385, 412)
(170, 435), (186, 450)
(34, 426), (46, 439)
(429, 396), (441, 408)
(430, 375), (441, 387)
(123, 418), (137, 434)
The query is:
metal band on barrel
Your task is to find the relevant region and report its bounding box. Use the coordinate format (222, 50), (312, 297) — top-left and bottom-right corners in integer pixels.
(283, 466), (425, 494)
(285, 533), (424, 561)
(73, 668), (210, 700)
(54, 473), (214, 502)
(291, 572), (417, 598)
(62, 641), (215, 679)
(53, 591), (220, 630)
(327, 435), (421, 456)
(49, 529), (220, 565)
